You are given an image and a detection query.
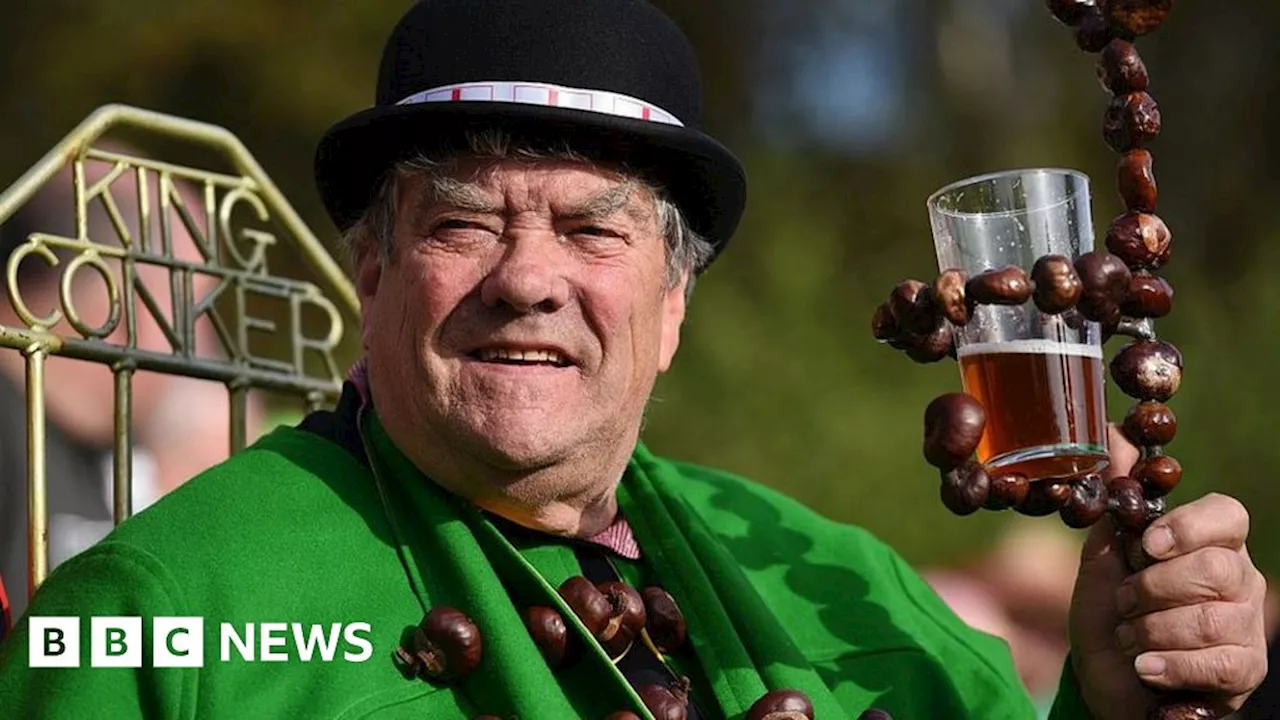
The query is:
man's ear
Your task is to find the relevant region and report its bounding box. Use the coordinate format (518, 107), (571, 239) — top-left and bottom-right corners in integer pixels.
(657, 274), (689, 373)
(355, 250), (384, 350)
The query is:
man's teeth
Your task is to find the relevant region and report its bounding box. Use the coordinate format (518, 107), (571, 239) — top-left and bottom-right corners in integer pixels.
(477, 348), (566, 365)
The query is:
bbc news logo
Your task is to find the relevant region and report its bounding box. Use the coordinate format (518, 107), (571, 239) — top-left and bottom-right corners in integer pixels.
(29, 617), (373, 667)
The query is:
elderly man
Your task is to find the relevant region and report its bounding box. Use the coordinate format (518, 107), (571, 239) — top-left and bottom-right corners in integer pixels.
(0, 1), (1267, 718)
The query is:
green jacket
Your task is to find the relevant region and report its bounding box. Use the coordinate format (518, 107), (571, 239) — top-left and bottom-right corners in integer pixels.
(0, 406), (1091, 719)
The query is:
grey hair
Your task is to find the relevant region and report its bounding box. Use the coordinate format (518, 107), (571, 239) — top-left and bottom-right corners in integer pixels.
(338, 128), (715, 301)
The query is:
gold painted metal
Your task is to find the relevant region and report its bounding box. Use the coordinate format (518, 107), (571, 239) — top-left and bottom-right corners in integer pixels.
(0, 104), (359, 594)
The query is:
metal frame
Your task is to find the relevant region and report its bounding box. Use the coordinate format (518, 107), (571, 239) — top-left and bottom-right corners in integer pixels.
(0, 104), (359, 594)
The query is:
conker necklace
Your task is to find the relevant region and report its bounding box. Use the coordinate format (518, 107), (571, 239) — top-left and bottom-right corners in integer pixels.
(874, 2), (1224, 718)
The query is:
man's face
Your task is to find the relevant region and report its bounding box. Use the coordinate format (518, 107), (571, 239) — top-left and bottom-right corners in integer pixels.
(358, 158), (688, 474)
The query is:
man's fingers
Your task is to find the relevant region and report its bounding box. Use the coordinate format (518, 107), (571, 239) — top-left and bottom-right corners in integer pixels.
(1115, 547), (1256, 618)
(1107, 424), (1139, 480)
(1115, 602), (1260, 656)
(1133, 645), (1266, 696)
(1141, 493), (1250, 561)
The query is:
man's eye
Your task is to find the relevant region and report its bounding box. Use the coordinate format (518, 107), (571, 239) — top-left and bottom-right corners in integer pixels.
(434, 219), (478, 231)
(572, 226), (619, 237)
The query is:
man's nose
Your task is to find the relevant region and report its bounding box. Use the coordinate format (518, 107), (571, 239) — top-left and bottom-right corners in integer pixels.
(479, 235), (571, 314)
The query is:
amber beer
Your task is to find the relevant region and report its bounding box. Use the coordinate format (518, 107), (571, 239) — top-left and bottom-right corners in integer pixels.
(957, 339), (1108, 480)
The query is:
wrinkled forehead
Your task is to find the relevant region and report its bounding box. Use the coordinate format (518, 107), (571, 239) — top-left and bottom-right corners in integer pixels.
(400, 156), (659, 226)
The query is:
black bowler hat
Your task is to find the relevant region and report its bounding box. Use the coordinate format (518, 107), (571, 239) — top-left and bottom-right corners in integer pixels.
(313, 0), (747, 262)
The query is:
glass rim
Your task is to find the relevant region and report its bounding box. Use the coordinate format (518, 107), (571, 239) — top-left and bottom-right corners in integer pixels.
(927, 167), (1090, 219)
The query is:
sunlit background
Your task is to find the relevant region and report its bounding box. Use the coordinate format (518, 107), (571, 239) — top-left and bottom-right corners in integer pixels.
(1, 0), (1277, 711)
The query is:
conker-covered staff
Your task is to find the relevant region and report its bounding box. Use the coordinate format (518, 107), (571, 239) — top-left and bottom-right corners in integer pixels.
(872, 1), (1227, 717)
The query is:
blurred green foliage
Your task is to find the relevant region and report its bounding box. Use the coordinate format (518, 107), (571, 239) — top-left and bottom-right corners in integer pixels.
(1, 0), (1276, 574)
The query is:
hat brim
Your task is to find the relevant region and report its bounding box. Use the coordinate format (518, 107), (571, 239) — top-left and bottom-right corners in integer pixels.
(314, 101), (746, 260)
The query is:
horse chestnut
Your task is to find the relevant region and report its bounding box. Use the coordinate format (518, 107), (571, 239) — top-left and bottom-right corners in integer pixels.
(605, 713), (643, 720)
(905, 323), (954, 365)
(858, 711), (895, 720)
(1123, 401), (1177, 447)
(966, 266), (1033, 306)
(932, 269), (970, 326)
(1031, 255), (1083, 314)
(638, 678), (690, 720)
(1121, 274), (1174, 318)
(940, 463), (991, 517)
(1106, 212), (1172, 270)
(1133, 454), (1183, 497)
(524, 605), (570, 669)
(872, 302), (898, 342)
(559, 576), (613, 638)
(1111, 340), (1183, 401)
(1118, 149), (1157, 213)
(1103, 92), (1162, 153)
(746, 689), (815, 720)
(1045, 0), (1095, 26)
(396, 606), (484, 683)
(642, 587), (688, 653)
(985, 472), (1031, 510)
(1107, 0), (1174, 37)
(1015, 480), (1072, 517)
(923, 393), (987, 470)
(1060, 474), (1109, 529)
(1108, 477), (1150, 532)
(889, 280), (937, 336)
(1097, 39), (1149, 94)
(1074, 7), (1113, 53)
(1074, 251), (1132, 322)
(596, 581), (647, 657)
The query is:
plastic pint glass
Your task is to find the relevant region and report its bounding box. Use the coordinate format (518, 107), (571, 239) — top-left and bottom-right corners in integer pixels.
(928, 169), (1109, 481)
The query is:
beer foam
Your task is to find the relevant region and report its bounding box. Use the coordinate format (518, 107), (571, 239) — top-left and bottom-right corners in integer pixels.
(956, 340), (1103, 359)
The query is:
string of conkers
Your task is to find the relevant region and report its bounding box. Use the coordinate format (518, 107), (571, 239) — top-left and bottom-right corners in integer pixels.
(873, 1), (1224, 718)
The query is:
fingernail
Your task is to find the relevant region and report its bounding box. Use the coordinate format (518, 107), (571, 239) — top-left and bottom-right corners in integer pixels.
(1135, 653), (1166, 678)
(1115, 623), (1137, 653)
(1115, 582), (1138, 617)
(1144, 526), (1175, 558)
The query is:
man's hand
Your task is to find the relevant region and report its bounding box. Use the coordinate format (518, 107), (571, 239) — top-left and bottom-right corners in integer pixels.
(1068, 427), (1268, 718)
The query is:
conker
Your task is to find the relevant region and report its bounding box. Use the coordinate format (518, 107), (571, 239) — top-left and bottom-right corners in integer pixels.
(905, 323), (954, 365)
(1045, 0), (1095, 26)
(871, 302), (898, 342)
(932, 269), (970, 326)
(1015, 480), (1071, 517)
(1107, 0), (1174, 37)
(396, 606), (484, 683)
(746, 689), (815, 720)
(605, 713), (643, 720)
(1031, 255), (1083, 314)
(1123, 401), (1177, 447)
(596, 581), (647, 657)
(858, 711), (895, 720)
(923, 393), (987, 470)
(524, 605), (570, 669)
(1133, 454), (1183, 497)
(1108, 477), (1150, 532)
(1060, 474), (1109, 529)
(1074, 251), (1132, 323)
(559, 576), (613, 638)
(1074, 7), (1113, 53)
(940, 462), (991, 517)
(642, 587), (688, 653)
(638, 678), (690, 720)
(1111, 340), (1183, 401)
(1121, 274), (1174, 318)
(966, 266), (1033, 306)
(1103, 92), (1162, 153)
(985, 472), (1031, 511)
(1097, 39), (1149, 94)
(1106, 212), (1172, 270)
(1118, 149), (1157, 213)
(889, 280), (937, 336)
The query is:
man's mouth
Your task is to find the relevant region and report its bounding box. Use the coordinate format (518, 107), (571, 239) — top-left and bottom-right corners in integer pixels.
(470, 347), (573, 368)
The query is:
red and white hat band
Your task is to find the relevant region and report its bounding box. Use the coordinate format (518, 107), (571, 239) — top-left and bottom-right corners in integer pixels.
(395, 80), (684, 127)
